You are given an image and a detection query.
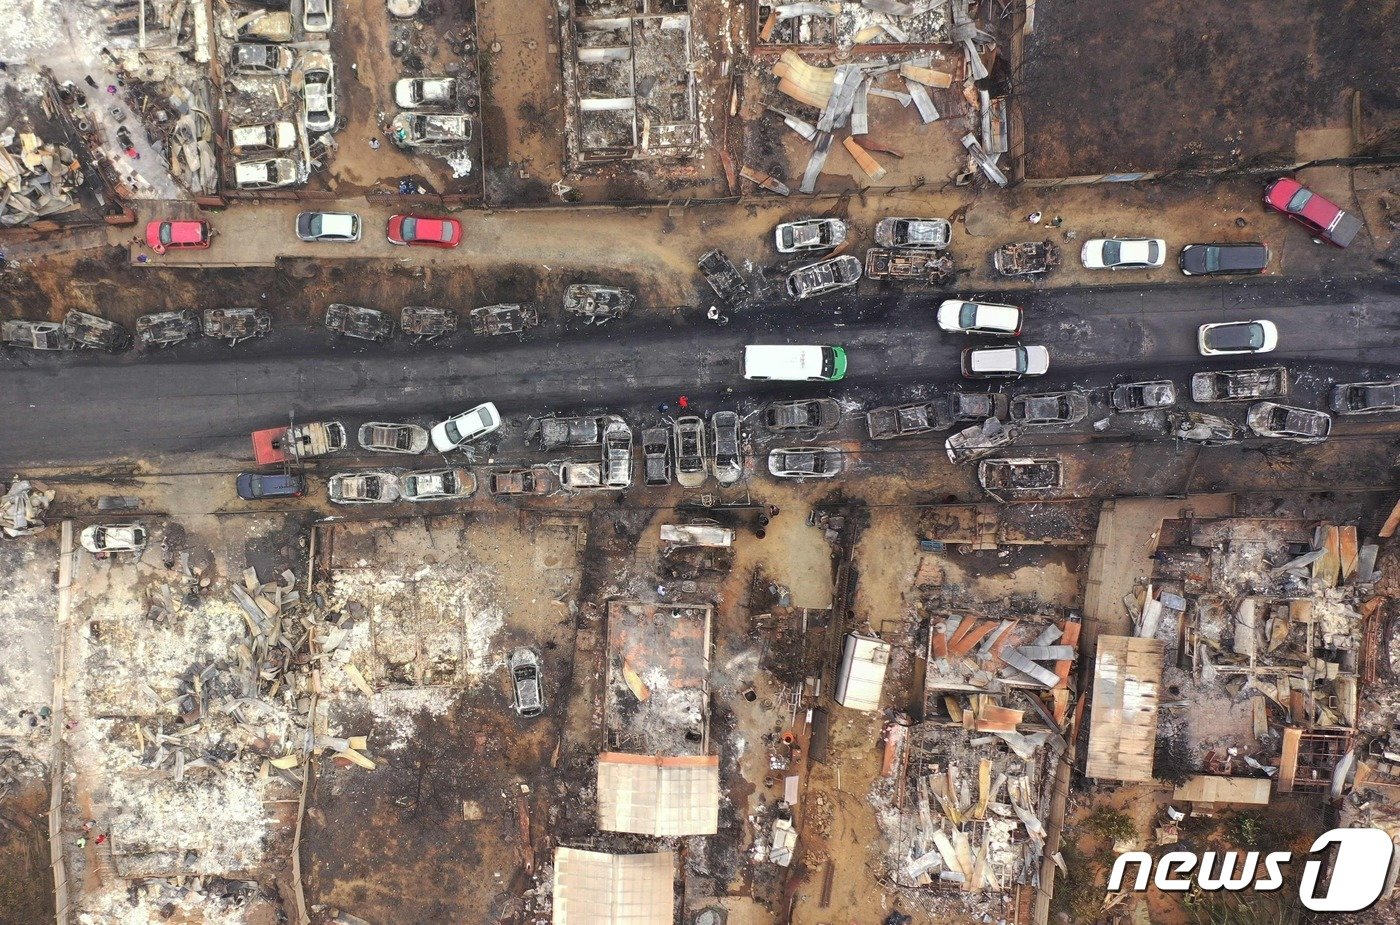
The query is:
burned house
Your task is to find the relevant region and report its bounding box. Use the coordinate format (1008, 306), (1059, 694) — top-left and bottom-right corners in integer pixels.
(604, 600), (712, 753)
(561, 0), (701, 163)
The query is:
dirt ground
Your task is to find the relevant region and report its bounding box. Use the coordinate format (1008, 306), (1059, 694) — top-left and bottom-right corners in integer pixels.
(1018, 0), (1400, 177)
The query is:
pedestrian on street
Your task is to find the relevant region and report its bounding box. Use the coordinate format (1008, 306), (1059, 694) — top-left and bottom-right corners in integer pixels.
(678, 395), (689, 410)
(369, 138), (380, 150)
(658, 403), (669, 413)
(95, 833), (107, 845)
(82, 820), (95, 832)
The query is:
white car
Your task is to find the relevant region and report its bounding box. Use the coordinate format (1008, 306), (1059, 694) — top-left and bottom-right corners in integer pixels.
(80, 523), (148, 554)
(300, 53), (336, 134)
(303, 0), (331, 32)
(1080, 238), (1166, 269)
(431, 402), (501, 451)
(1197, 320), (1278, 356)
(296, 211), (360, 242)
(774, 218), (847, 253)
(936, 300), (1023, 336)
(961, 344), (1050, 379)
(395, 77), (460, 109)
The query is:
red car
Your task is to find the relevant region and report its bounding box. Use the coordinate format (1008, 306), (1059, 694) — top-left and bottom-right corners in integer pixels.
(1263, 178), (1363, 248)
(145, 220), (211, 254)
(386, 214), (462, 248)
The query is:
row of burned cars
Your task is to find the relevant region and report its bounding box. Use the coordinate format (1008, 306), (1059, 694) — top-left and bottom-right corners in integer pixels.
(1, 309), (271, 351)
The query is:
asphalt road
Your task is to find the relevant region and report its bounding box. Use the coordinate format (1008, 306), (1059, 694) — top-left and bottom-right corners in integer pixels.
(3, 276), (1399, 467)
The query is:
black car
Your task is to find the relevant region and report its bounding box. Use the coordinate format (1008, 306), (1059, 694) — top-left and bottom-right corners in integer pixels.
(1178, 243), (1269, 276)
(236, 472), (306, 500)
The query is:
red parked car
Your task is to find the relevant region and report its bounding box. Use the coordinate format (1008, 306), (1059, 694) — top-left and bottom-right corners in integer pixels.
(1263, 177), (1363, 248)
(386, 214), (462, 248)
(145, 220), (211, 254)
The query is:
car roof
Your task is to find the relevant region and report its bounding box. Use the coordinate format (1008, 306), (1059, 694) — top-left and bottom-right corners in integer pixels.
(970, 346), (1022, 370)
(1207, 322), (1263, 350)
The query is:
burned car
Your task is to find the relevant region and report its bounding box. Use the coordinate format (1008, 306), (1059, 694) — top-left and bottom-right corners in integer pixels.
(1169, 410), (1238, 445)
(1246, 402), (1332, 443)
(1330, 380), (1400, 415)
(932, 391), (1009, 426)
(768, 446), (843, 479)
(327, 471), (401, 504)
(1009, 391), (1089, 427)
(63, 310), (131, 352)
(978, 457), (1063, 497)
(874, 217), (951, 249)
(532, 414), (619, 450)
(401, 306), (458, 342)
(994, 240), (1060, 277)
(136, 310), (201, 348)
(1191, 367), (1288, 403)
(642, 427), (672, 486)
(946, 418), (1019, 465)
(785, 255), (861, 300)
(2, 320), (71, 350)
(401, 468), (476, 502)
(775, 217), (847, 253)
(358, 422), (429, 454)
(762, 398), (841, 435)
(1110, 380), (1176, 412)
(673, 416), (708, 489)
(231, 43), (294, 76)
(864, 248), (954, 284)
(602, 419), (633, 490)
(489, 466), (553, 496)
(325, 304), (394, 342)
(711, 411), (742, 485)
(204, 307), (272, 345)
(867, 403), (938, 440)
(564, 284), (633, 325)
(509, 648), (544, 717)
(699, 249), (749, 306)
(470, 304), (539, 337)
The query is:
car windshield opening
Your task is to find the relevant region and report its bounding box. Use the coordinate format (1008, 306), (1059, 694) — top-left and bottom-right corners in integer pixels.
(1205, 248), (1221, 272)
(159, 225), (173, 245)
(820, 348), (835, 378)
(1287, 189), (1312, 212)
(444, 420), (462, 444)
(401, 217), (417, 239)
(440, 224), (454, 242)
(959, 303), (978, 328)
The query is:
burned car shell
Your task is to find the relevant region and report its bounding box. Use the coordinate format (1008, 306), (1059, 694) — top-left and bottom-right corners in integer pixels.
(1110, 380), (1176, 411)
(1169, 410), (1239, 445)
(673, 416), (708, 488)
(509, 647), (544, 717)
(1246, 402), (1333, 442)
(761, 399), (842, 435)
(401, 468), (476, 501)
(642, 427), (673, 486)
(357, 422), (430, 454)
(768, 446), (843, 479)
(874, 217), (951, 249)
(710, 411), (742, 485)
(2, 320), (72, 350)
(327, 471), (401, 504)
(785, 255), (862, 300)
(136, 310), (201, 348)
(1008, 391), (1089, 427)
(1190, 367), (1288, 403)
(946, 419), (1019, 465)
(867, 403), (937, 440)
(978, 457), (1063, 496)
(775, 218), (847, 253)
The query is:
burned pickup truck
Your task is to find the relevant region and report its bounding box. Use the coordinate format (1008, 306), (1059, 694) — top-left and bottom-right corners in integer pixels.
(325, 304), (394, 342)
(204, 308), (272, 345)
(994, 240), (1061, 277)
(251, 420), (347, 464)
(565, 284), (633, 325)
(2, 320), (71, 350)
(136, 310), (201, 348)
(864, 248), (954, 284)
(867, 403), (939, 440)
(978, 457), (1063, 498)
(63, 310), (132, 352)
(1191, 366), (1287, 403)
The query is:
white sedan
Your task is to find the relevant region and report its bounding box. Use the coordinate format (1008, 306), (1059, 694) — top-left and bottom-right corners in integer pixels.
(936, 300), (1023, 336)
(431, 402), (501, 452)
(1081, 238), (1166, 270)
(1198, 320), (1278, 356)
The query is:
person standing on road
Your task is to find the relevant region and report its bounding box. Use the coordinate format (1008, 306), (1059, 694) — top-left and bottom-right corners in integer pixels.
(678, 396), (689, 410)
(658, 403), (669, 414)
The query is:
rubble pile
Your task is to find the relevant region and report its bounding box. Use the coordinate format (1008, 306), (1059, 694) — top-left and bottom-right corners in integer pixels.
(760, 0), (1007, 193)
(0, 479), (55, 537)
(0, 126), (84, 225)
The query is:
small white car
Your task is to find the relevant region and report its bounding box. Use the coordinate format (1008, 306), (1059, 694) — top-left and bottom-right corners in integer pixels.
(303, 0), (331, 32)
(431, 402), (501, 452)
(1197, 320), (1278, 356)
(936, 300), (1023, 336)
(80, 523), (148, 554)
(1080, 238), (1166, 269)
(296, 211), (360, 242)
(961, 345), (1050, 379)
(774, 218), (847, 253)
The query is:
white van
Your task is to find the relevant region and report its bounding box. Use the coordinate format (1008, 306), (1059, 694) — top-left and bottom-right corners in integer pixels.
(743, 345), (848, 381)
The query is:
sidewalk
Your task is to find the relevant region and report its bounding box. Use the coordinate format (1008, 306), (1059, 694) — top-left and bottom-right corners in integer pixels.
(113, 169), (1392, 305)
